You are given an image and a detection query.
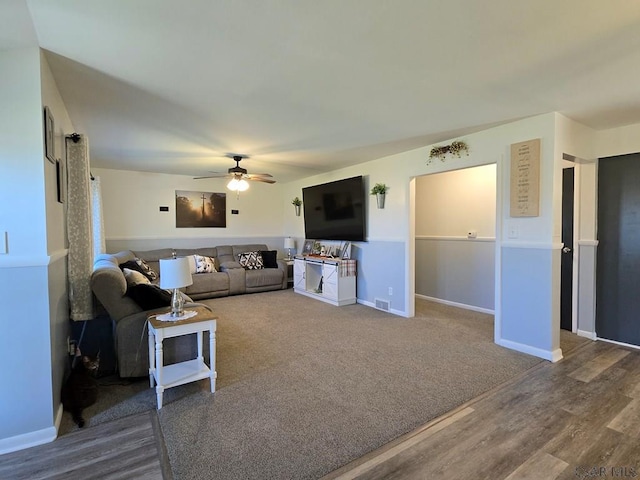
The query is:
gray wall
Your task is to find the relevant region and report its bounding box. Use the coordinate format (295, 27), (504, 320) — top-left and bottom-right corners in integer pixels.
(415, 238), (495, 311)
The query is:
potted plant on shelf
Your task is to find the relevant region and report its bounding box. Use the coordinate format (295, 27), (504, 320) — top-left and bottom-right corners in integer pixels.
(370, 183), (388, 209)
(292, 196), (302, 216)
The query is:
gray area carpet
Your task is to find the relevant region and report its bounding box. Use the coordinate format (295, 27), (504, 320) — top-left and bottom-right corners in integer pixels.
(60, 292), (543, 479)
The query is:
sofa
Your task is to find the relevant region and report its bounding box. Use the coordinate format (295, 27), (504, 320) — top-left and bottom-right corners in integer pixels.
(91, 244), (287, 377)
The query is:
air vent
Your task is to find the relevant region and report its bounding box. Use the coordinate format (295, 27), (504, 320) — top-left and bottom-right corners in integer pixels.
(374, 298), (390, 312)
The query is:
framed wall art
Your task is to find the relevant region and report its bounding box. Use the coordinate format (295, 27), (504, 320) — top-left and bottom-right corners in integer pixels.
(55, 158), (66, 203)
(44, 106), (55, 163)
(302, 239), (315, 256)
(175, 190), (226, 228)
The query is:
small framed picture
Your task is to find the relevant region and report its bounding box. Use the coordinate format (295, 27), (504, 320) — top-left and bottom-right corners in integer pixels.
(340, 241), (352, 259)
(302, 239), (315, 256)
(44, 106), (55, 163)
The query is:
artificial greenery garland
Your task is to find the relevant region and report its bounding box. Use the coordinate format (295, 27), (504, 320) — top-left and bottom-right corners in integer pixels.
(428, 140), (469, 164)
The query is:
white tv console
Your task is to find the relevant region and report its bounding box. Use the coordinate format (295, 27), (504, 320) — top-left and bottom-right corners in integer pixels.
(293, 256), (356, 306)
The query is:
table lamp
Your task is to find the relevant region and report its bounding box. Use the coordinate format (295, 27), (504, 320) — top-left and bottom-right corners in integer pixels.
(284, 237), (295, 260)
(159, 257), (193, 318)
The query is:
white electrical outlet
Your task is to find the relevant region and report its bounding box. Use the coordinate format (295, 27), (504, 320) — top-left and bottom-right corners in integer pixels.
(388, 287), (393, 296)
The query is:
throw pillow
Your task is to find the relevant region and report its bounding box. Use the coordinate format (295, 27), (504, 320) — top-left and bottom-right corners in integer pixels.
(238, 251), (264, 270)
(194, 255), (217, 273)
(123, 268), (151, 286)
(126, 284), (171, 310)
(120, 258), (158, 281)
(260, 250), (278, 269)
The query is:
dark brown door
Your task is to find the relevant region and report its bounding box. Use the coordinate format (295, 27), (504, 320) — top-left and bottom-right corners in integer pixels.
(596, 153), (640, 345)
(560, 167), (574, 331)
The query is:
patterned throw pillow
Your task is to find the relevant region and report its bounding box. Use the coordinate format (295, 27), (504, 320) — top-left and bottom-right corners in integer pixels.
(238, 251), (264, 270)
(195, 255), (216, 273)
(121, 258), (158, 281)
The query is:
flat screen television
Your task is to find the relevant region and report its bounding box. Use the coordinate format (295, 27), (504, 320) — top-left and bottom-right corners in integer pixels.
(302, 176), (366, 241)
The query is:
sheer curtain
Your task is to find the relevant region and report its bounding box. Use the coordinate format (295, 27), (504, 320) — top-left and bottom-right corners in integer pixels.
(91, 175), (106, 260)
(65, 134), (94, 321)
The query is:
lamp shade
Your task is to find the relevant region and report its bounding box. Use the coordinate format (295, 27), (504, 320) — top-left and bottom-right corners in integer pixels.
(159, 257), (193, 289)
(284, 237), (295, 249)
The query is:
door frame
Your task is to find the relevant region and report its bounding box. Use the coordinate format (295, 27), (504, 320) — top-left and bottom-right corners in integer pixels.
(561, 156), (580, 333)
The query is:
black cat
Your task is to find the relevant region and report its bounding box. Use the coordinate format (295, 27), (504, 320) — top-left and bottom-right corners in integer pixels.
(61, 350), (100, 428)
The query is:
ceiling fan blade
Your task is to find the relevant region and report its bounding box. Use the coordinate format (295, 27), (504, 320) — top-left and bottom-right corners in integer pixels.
(194, 173), (229, 179)
(249, 177), (276, 184)
(247, 173), (273, 178)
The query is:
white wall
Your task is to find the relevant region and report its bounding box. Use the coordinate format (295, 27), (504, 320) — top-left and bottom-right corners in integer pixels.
(596, 123), (640, 159)
(95, 168), (285, 252)
(0, 48), (74, 454)
(41, 51), (74, 435)
(415, 165), (496, 312)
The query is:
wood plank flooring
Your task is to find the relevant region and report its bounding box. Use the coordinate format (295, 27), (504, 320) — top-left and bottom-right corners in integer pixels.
(324, 340), (640, 480)
(0, 411), (169, 480)
(3, 336), (638, 480)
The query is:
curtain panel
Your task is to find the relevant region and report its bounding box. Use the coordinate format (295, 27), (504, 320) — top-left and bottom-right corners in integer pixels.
(66, 135), (94, 321)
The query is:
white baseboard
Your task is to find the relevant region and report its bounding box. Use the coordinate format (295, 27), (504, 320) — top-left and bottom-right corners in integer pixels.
(357, 299), (408, 317)
(0, 403), (61, 455)
(577, 329), (597, 340)
(496, 338), (563, 363)
(0, 422), (58, 455)
(415, 294), (494, 315)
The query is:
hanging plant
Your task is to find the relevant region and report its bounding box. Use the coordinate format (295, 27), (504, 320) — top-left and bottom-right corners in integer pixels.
(292, 196), (302, 216)
(370, 183), (388, 195)
(428, 140), (469, 164)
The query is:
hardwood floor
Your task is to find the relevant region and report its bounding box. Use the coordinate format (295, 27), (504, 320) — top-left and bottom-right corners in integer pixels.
(323, 340), (640, 480)
(0, 411), (170, 480)
(3, 336), (639, 480)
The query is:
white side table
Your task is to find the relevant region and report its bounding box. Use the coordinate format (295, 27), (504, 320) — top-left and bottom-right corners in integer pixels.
(147, 306), (217, 409)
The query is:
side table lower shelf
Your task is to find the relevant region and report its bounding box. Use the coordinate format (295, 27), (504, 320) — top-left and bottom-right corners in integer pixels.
(148, 306), (217, 409)
(153, 358), (211, 390)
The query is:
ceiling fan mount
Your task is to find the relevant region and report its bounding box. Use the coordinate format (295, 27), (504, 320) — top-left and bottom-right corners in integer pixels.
(194, 154), (275, 185)
(227, 155), (248, 176)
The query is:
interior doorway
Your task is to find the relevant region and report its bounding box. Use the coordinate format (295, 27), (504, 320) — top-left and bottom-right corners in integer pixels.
(560, 166), (575, 331)
(413, 164), (497, 314)
(596, 152), (640, 346)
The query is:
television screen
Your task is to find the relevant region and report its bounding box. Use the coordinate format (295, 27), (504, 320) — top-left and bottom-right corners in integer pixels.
(302, 176), (366, 241)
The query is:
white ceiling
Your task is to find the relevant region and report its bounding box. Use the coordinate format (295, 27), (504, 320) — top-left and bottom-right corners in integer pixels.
(5, 1), (640, 182)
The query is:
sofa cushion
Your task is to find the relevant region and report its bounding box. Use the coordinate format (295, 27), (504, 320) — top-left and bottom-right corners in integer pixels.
(185, 271), (229, 295)
(260, 250), (278, 269)
(238, 251), (264, 270)
(245, 268), (284, 288)
(120, 258), (158, 281)
(126, 284), (171, 310)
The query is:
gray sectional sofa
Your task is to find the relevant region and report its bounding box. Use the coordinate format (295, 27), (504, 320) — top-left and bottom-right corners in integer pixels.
(91, 244), (287, 377)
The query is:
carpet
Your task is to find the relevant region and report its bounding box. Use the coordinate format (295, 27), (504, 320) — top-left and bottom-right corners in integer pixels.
(151, 290), (541, 479)
(58, 291), (543, 478)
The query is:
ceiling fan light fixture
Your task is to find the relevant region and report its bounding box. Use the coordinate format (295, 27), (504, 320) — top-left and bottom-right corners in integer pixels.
(227, 178), (249, 192)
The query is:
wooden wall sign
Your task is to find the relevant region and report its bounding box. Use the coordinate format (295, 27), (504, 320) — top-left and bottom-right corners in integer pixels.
(510, 138), (540, 217)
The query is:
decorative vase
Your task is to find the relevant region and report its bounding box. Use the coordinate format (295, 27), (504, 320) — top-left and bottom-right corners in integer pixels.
(295, 205), (301, 216)
(376, 193), (385, 209)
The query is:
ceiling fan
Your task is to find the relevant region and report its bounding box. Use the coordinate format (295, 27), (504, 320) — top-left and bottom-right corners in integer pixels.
(194, 155), (276, 192)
